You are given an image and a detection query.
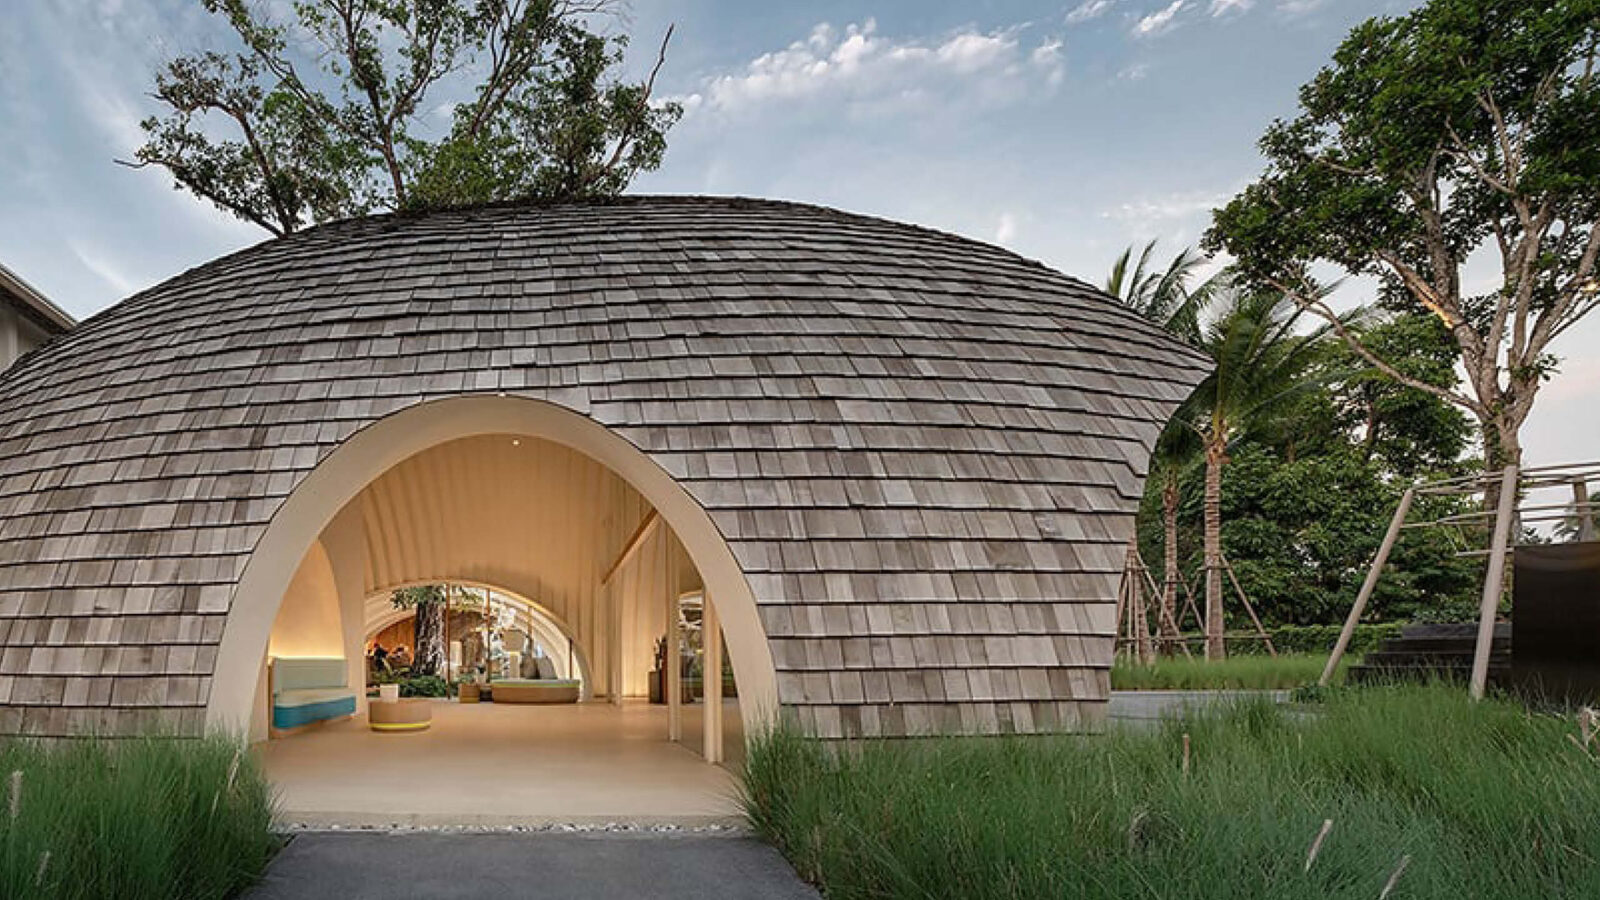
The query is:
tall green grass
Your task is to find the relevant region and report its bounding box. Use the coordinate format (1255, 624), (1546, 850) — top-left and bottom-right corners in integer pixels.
(0, 735), (279, 899)
(1112, 652), (1340, 690)
(743, 686), (1600, 899)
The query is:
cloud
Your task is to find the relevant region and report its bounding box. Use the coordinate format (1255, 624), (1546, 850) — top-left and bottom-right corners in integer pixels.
(67, 240), (138, 296)
(1277, 0), (1328, 15)
(1102, 190), (1231, 237)
(1134, 1), (1189, 36)
(1209, 0), (1253, 16)
(1065, 1), (1116, 25)
(995, 212), (1018, 245)
(673, 20), (1066, 116)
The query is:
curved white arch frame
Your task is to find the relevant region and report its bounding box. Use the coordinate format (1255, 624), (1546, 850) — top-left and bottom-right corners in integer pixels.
(362, 580), (595, 693)
(208, 395), (778, 741)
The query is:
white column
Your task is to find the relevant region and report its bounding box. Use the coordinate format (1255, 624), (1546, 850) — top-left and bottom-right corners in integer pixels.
(667, 555), (682, 742)
(702, 592), (723, 764)
(609, 579), (624, 705)
(322, 502), (369, 717)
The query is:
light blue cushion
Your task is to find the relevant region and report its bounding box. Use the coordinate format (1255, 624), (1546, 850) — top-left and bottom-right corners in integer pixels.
(273, 693), (356, 729)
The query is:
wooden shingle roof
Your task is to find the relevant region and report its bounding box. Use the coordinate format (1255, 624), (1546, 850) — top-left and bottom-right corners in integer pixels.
(0, 196), (1208, 738)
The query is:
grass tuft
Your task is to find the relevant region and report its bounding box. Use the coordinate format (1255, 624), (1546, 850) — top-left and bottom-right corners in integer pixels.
(743, 685), (1600, 899)
(0, 734), (279, 900)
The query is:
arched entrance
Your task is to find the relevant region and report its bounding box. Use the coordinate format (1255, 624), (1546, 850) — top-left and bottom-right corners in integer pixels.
(209, 395), (777, 773)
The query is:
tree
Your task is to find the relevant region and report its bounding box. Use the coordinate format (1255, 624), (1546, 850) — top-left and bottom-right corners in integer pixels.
(1176, 289), (1339, 658)
(1105, 241), (1222, 654)
(1208, 0), (1600, 486)
(125, 0), (680, 235)
(392, 584), (448, 677)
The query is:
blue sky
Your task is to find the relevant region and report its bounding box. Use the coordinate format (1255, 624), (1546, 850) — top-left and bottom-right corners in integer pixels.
(1, 0), (1595, 465)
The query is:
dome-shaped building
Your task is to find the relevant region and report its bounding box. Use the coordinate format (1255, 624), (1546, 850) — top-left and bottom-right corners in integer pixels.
(0, 197), (1206, 749)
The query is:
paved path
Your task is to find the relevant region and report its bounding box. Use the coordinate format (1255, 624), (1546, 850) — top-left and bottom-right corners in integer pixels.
(243, 831), (819, 900)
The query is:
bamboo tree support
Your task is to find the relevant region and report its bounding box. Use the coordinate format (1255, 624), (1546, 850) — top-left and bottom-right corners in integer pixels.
(1321, 488), (1415, 686)
(1133, 550), (1193, 659)
(1113, 565), (1129, 661)
(1220, 555), (1276, 657)
(1125, 544), (1155, 664)
(1470, 465), (1520, 700)
(1176, 569), (1207, 646)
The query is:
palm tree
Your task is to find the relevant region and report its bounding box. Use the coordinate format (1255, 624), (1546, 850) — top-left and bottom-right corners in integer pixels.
(1106, 241), (1222, 655)
(1175, 289), (1340, 658)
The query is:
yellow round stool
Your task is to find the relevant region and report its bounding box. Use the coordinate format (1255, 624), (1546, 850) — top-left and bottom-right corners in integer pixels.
(368, 697), (433, 732)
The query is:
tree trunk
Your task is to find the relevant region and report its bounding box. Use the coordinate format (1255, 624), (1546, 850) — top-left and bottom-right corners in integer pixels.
(413, 598), (447, 677)
(1203, 442), (1227, 661)
(1159, 471), (1181, 656)
(1480, 417), (1524, 518)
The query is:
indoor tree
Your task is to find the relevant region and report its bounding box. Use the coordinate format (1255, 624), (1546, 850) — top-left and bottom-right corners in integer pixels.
(391, 584), (448, 677)
(124, 0), (681, 235)
(1208, 0), (1600, 492)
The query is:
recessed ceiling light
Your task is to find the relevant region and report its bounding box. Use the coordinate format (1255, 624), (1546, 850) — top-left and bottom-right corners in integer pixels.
(511, 439), (521, 446)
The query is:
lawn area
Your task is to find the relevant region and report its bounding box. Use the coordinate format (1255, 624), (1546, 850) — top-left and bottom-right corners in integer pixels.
(0, 734), (278, 899)
(743, 686), (1600, 899)
(1112, 652), (1340, 690)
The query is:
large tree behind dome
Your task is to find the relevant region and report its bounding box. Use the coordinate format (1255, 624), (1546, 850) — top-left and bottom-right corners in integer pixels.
(1207, 0), (1600, 484)
(123, 0), (681, 236)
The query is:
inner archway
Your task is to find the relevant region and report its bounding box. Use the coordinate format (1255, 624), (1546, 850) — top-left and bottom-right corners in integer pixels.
(211, 396), (776, 822)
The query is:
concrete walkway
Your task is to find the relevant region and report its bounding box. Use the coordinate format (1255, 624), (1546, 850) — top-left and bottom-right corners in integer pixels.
(260, 700), (742, 828)
(243, 831), (819, 900)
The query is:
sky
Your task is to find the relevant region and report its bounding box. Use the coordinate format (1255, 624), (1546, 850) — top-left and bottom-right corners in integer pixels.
(0, 0), (1595, 467)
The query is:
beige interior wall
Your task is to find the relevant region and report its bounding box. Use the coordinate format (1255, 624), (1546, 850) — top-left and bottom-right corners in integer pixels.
(355, 435), (697, 699)
(267, 541), (343, 658)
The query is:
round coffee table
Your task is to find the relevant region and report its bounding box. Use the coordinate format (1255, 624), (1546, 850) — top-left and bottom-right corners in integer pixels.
(368, 697), (433, 732)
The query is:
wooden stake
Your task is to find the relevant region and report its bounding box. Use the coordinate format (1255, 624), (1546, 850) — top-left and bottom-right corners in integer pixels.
(1221, 555), (1276, 657)
(1181, 732), (1191, 777)
(1304, 819), (1333, 872)
(1471, 465), (1519, 700)
(1323, 488), (1415, 686)
(1378, 854), (1411, 900)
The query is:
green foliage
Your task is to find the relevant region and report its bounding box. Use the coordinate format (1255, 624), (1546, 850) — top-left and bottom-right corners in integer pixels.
(0, 734), (278, 899)
(398, 674), (449, 698)
(1216, 444), (1477, 625)
(1207, 0), (1600, 467)
(1112, 653), (1337, 691)
(391, 584), (445, 609)
(744, 686), (1600, 899)
(129, 0), (681, 235)
(1104, 241), (1224, 346)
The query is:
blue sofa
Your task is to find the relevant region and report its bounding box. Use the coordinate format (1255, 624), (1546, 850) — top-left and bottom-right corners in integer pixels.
(271, 657), (357, 731)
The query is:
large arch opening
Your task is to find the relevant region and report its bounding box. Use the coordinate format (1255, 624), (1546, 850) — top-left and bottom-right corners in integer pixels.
(210, 396), (776, 823)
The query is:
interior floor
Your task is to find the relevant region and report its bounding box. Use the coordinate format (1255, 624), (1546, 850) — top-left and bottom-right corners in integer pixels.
(258, 699), (743, 827)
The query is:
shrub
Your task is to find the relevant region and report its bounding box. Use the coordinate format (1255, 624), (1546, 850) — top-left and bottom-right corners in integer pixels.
(0, 734), (279, 899)
(399, 675), (449, 698)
